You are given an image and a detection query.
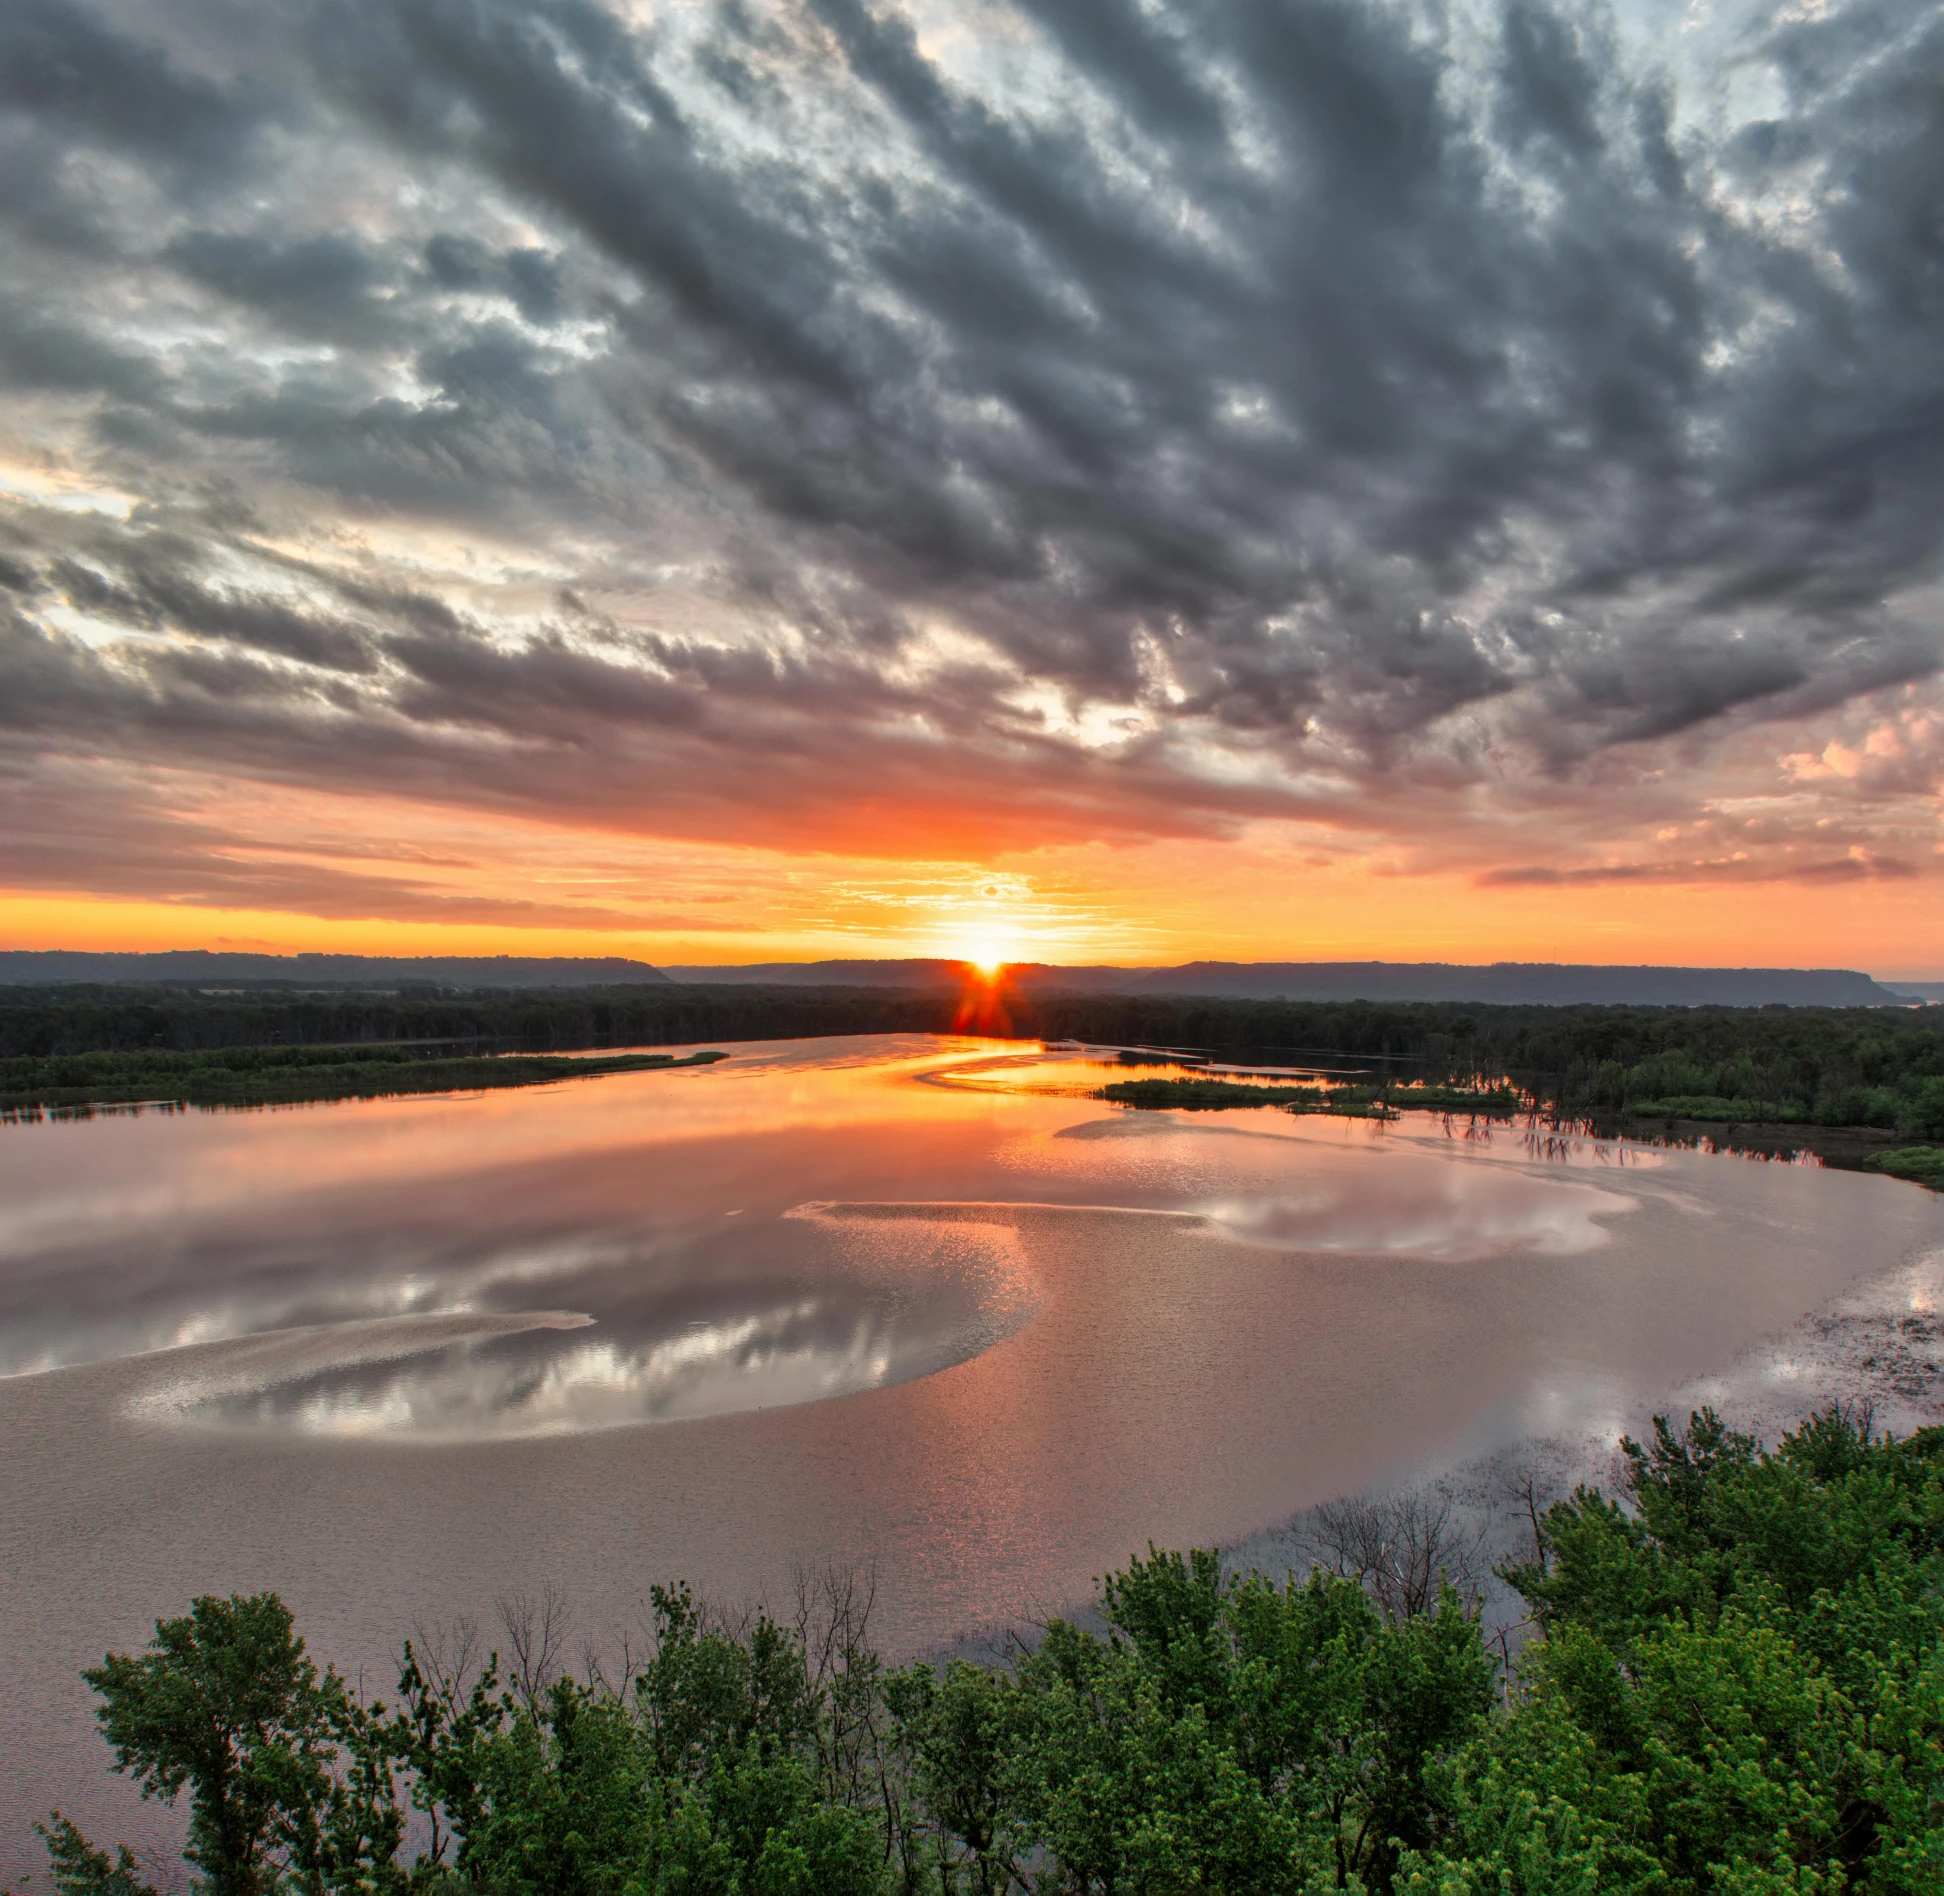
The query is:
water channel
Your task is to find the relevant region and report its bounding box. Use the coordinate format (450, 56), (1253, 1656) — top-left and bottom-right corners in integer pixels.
(3, 1034), (1938, 1873)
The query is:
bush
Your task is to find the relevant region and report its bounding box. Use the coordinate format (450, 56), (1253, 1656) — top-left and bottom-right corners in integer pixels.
(41, 1410), (1944, 1895)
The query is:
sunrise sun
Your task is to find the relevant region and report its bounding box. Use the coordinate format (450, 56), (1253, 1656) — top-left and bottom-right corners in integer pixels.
(959, 936), (1016, 978)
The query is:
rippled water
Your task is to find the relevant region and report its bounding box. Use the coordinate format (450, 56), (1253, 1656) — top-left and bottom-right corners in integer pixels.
(2, 1034), (1938, 1873)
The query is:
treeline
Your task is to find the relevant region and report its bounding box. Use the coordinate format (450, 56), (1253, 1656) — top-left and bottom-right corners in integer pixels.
(0, 985), (962, 1060)
(0, 1048), (722, 1117)
(33, 1408), (1944, 1895)
(5, 985), (1944, 1137)
(1024, 994), (1944, 1132)
(1476, 1005), (1944, 1132)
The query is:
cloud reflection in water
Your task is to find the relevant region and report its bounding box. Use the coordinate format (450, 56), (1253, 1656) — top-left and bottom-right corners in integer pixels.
(1196, 1171), (1635, 1262)
(130, 1217), (1035, 1442)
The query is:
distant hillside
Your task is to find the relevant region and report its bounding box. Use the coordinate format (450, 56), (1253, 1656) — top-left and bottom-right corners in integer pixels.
(0, 951), (669, 989)
(2, 952), (1909, 1006)
(665, 958), (1905, 1008)
(660, 959), (975, 987)
(1090, 960), (1905, 1008)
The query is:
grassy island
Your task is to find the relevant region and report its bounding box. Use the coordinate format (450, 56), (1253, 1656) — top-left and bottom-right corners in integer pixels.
(0, 1044), (727, 1117)
(1095, 1075), (1525, 1118)
(30, 1406), (1944, 1895)
(1867, 1144), (1944, 1189)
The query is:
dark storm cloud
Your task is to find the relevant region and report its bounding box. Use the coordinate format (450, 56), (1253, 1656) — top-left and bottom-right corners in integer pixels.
(0, 0), (268, 182)
(166, 230), (406, 347)
(2, 0), (1942, 871)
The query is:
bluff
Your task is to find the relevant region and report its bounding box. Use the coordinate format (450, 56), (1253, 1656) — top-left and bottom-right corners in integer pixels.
(663, 958), (1905, 1008)
(0, 950), (669, 988)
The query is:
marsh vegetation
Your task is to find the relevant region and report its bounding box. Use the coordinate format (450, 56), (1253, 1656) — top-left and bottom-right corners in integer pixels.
(1093, 1077), (1524, 1118)
(0, 1046), (725, 1117)
(7, 980), (1944, 1179)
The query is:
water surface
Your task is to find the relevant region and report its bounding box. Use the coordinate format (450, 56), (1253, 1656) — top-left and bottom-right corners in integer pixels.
(2, 1034), (1937, 1872)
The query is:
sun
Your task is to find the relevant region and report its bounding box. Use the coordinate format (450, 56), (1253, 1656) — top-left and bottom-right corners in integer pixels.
(958, 935), (1016, 978)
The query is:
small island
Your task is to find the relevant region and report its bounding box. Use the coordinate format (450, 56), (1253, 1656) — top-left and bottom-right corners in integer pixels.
(0, 1045), (727, 1118)
(1869, 1144), (1944, 1188)
(1095, 1075), (1525, 1119)
(1090, 1071), (1944, 1188)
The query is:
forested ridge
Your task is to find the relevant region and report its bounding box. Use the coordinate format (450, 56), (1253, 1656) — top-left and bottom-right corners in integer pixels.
(0, 985), (961, 1061)
(25, 1407), (1944, 1894)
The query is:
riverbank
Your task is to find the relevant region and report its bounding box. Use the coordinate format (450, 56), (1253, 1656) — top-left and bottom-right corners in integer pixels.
(1591, 1112), (1944, 1187)
(1093, 1073), (1944, 1187)
(0, 1046), (726, 1118)
(928, 1153), (1944, 1678)
(1220, 1219), (1944, 1649)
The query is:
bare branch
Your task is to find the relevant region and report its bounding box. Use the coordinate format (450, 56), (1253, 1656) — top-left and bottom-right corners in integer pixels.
(405, 1614), (481, 1716)
(1305, 1484), (1488, 1620)
(498, 1583), (572, 1715)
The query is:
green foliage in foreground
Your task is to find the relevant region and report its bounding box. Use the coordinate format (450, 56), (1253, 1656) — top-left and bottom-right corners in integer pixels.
(1865, 1146), (1944, 1189)
(35, 1408), (1944, 1894)
(0, 1046), (726, 1115)
(1094, 1077), (1523, 1118)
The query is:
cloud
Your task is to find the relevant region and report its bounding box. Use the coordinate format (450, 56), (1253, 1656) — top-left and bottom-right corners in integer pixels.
(1, 0), (1943, 909)
(1478, 851), (1925, 888)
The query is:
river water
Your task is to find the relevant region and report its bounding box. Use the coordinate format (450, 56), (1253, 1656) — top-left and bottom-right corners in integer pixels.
(2, 1033), (1939, 1874)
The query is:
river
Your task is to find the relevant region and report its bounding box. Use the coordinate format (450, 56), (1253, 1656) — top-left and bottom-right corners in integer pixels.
(2, 1033), (1938, 1875)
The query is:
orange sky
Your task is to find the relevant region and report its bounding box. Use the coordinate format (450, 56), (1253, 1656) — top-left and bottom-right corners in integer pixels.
(3, 643), (1940, 974)
(5, 761), (1941, 976)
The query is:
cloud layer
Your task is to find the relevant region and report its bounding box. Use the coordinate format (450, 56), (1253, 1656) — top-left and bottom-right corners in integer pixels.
(2, 0), (1942, 936)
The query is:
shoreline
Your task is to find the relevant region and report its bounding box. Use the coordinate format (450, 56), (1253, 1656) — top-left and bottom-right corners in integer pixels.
(0, 1047), (727, 1119)
(1221, 1234), (1944, 1631)
(942, 1223), (1944, 1667)
(1590, 1112), (1913, 1172)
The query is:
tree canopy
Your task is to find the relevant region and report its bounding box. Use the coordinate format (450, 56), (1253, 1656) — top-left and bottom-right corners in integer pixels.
(29, 1405), (1944, 1894)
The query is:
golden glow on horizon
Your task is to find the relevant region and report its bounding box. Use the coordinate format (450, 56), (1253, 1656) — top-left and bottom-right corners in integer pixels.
(5, 856), (1944, 978)
(2, 762), (1941, 979)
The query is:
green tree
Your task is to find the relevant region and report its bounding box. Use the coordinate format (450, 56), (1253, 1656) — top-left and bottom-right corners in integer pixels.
(883, 1659), (1023, 1894)
(37, 1408), (1944, 1896)
(34, 1817), (161, 1896)
(1011, 1614), (1298, 1894)
(63, 1592), (404, 1896)
(1424, 1409), (1944, 1894)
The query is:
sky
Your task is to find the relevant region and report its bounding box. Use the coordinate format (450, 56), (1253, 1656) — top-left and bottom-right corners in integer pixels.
(3, 0), (1943, 974)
